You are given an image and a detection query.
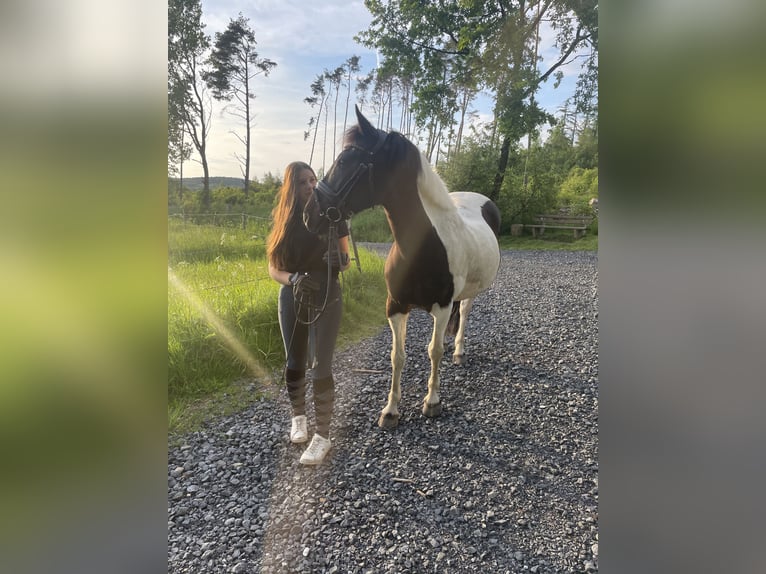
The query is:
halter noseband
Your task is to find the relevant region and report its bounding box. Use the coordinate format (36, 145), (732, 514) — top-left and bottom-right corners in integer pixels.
(313, 130), (387, 222)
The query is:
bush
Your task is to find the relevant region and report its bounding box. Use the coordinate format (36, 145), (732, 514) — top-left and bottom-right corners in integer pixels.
(558, 167), (598, 214)
(168, 176), (280, 219)
(437, 137), (497, 198)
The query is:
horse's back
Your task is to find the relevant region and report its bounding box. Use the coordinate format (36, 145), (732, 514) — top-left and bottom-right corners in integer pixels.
(451, 192), (500, 233)
(451, 191), (501, 246)
(449, 192), (501, 299)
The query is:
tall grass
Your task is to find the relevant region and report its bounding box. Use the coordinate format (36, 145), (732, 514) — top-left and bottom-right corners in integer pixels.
(168, 219), (388, 435)
(499, 230), (598, 251)
(348, 207), (392, 242)
(168, 212), (597, 436)
(168, 217), (270, 264)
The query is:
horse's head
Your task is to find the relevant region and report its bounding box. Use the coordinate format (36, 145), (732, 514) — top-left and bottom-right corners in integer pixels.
(303, 106), (388, 233)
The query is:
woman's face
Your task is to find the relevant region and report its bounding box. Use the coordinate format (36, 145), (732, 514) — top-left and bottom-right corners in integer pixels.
(295, 168), (317, 205)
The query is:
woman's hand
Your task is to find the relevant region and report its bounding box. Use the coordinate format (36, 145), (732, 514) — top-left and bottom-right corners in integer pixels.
(322, 248), (350, 270)
(289, 272), (320, 299)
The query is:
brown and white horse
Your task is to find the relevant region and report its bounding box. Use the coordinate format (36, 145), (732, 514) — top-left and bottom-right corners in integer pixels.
(304, 107), (501, 428)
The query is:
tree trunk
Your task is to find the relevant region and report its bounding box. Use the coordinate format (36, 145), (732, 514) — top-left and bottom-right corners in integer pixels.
(244, 75), (251, 196)
(455, 89), (469, 155)
(201, 155), (211, 209)
(343, 67), (353, 135)
(332, 80), (340, 159)
(179, 130), (185, 203)
(310, 92), (328, 166)
(322, 90), (329, 173)
(490, 135), (511, 202)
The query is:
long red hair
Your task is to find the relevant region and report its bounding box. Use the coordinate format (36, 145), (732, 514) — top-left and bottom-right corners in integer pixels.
(266, 161), (315, 271)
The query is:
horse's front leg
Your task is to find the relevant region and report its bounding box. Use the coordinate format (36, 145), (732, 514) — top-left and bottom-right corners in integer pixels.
(453, 298), (474, 365)
(379, 312), (408, 429)
(423, 304), (452, 417)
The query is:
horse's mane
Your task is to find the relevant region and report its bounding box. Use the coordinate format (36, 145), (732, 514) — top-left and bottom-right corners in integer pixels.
(415, 148), (454, 212)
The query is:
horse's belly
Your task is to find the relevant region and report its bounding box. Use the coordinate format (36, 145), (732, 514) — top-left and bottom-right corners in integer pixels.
(455, 229), (500, 297)
(455, 262), (499, 300)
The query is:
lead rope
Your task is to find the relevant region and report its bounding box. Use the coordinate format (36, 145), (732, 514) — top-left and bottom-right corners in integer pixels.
(293, 221), (338, 326)
(292, 221), (341, 368)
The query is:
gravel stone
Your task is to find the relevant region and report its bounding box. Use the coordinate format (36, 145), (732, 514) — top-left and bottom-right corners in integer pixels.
(169, 249), (599, 573)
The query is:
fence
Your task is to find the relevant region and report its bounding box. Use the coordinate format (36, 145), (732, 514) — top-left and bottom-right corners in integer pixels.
(168, 213), (373, 396)
(168, 210), (271, 230)
(168, 211), (363, 271)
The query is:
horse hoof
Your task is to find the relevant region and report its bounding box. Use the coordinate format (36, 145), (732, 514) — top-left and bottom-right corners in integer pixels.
(422, 402), (442, 418)
(378, 412), (400, 429)
(453, 353), (466, 365)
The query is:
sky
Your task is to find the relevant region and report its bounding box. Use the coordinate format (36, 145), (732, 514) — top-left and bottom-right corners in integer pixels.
(185, 0), (591, 180)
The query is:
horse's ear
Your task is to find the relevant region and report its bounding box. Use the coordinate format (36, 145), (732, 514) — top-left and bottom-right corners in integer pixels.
(355, 105), (375, 136)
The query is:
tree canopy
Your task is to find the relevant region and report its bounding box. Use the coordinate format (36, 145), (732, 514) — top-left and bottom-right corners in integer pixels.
(357, 0), (598, 199)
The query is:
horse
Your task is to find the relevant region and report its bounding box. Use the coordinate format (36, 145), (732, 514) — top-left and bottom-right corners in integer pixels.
(303, 106), (501, 429)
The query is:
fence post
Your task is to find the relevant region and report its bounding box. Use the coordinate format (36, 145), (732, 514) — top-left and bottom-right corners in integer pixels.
(242, 213), (247, 230)
(348, 219), (362, 272)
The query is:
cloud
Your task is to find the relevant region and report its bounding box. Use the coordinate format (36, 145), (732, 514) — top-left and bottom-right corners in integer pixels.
(185, 0), (591, 179)
(182, 0), (377, 178)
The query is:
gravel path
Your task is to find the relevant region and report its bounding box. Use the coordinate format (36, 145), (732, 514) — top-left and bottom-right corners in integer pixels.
(168, 249), (599, 573)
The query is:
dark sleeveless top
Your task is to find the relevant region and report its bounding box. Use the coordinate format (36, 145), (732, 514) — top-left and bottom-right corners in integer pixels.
(283, 219), (349, 275)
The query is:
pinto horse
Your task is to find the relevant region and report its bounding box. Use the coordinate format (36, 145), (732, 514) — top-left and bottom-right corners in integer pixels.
(304, 106), (501, 428)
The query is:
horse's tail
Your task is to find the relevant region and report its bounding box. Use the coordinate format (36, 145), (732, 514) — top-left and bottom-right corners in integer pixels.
(446, 301), (461, 337)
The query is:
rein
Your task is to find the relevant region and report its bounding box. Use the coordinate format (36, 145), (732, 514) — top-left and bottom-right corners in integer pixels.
(291, 221), (342, 369)
(293, 221), (340, 325)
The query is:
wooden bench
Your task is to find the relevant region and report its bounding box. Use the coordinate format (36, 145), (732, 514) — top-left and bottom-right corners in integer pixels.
(526, 214), (593, 239)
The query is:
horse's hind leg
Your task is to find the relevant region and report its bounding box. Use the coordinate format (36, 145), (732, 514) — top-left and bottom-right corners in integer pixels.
(423, 304), (451, 417)
(379, 312), (408, 429)
(452, 298), (474, 365)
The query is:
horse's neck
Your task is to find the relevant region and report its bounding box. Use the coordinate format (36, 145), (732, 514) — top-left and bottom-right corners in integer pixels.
(381, 151), (459, 255)
(381, 186), (432, 255)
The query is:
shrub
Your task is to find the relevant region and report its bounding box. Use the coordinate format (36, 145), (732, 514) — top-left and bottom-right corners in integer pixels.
(558, 167), (598, 215)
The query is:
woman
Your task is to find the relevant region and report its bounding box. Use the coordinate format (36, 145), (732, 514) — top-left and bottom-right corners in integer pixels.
(266, 161), (350, 465)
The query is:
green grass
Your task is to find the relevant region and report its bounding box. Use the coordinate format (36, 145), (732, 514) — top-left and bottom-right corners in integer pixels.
(348, 207), (393, 242)
(168, 217), (270, 264)
(347, 205), (598, 251)
(168, 220), (388, 439)
(499, 230), (598, 251)
(168, 216), (596, 440)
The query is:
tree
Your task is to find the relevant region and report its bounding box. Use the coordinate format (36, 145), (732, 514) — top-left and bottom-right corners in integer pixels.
(342, 56), (362, 135)
(354, 70), (375, 113)
(204, 13), (277, 195)
(304, 74), (329, 165)
(437, 124), (498, 198)
(168, 0), (213, 207)
(325, 66), (344, 161)
(572, 120), (598, 170)
(357, 0), (598, 200)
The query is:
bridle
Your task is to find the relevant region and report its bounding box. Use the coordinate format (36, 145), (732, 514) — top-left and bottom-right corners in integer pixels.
(310, 130), (387, 224)
(293, 129), (386, 369)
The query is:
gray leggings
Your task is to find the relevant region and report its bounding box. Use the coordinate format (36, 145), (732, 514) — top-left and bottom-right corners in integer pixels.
(278, 277), (342, 380)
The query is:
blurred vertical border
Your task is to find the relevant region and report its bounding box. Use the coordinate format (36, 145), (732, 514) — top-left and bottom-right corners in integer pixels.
(0, 1), (167, 573)
(2, 1), (765, 573)
(601, 1), (766, 572)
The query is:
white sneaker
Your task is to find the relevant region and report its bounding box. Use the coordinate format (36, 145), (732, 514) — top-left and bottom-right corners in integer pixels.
(290, 415), (308, 444)
(299, 434), (331, 465)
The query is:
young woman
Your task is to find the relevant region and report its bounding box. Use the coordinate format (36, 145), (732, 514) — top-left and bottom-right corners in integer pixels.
(266, 161), (350, 465)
